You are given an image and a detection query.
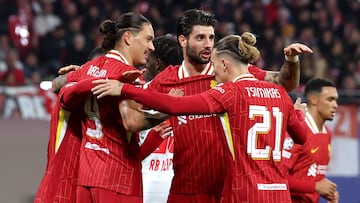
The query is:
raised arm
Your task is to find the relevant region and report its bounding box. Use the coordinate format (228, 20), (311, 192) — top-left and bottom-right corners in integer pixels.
(264, 43), (313, 91)
(119, 99), (169, 132)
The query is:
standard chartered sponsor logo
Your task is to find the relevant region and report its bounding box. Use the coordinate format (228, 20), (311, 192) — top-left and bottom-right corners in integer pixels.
(307, 163), (317, 177)
(177, 115), (187, 125)
(307, 163), (328, 177)
(177, 114), (217, 125)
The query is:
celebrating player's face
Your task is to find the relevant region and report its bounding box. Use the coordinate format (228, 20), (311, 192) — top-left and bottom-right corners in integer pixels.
(317, 86), (338, 121)
(131, 23), (155, 66)
(185, 25), (215, 64)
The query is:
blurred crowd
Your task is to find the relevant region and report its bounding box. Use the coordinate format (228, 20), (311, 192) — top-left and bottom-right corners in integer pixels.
(0, 0), (359, 94)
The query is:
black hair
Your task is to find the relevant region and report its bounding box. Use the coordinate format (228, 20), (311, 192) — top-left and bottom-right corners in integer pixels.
(176, 9), (217, 38)
(87, 46), (106, 60)
(304, 78), (336, 98)
(99, 12), (151, 51)
(152, 35), (183, 66)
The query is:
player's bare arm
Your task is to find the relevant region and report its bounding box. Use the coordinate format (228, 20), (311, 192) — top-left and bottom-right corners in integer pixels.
(119, 99), (169, 132)
(52, 64), (81, 93)
(264, 43), (313, 91)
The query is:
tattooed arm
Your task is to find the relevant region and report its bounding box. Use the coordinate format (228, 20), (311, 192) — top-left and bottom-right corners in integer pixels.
(264, 43), (313, 92)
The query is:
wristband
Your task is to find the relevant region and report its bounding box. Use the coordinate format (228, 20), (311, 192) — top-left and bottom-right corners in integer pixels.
(285, 55), (299, 63)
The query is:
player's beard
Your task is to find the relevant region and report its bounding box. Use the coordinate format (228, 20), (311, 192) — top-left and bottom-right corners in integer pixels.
(186, 45), (210, 65)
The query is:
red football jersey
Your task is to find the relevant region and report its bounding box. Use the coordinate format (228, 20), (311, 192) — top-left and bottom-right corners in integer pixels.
(35, 88), (82, 202)
(66, 50), (135, 82)
(147, 63), (267, 198)
(282, 112), (332, 203)
(62, 50), (144, 196)
(121, 72), (307, 203)
(199, 75), (303, 203)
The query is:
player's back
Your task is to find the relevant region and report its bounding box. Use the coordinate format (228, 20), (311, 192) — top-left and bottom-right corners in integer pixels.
(221, 78), (294, 203)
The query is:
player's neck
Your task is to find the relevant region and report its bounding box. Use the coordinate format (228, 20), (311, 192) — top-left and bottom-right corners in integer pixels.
(230, 68), (251, 82)
(183, 60), (208, 76)
(307, 108), (325, 131)
(119, 50), (133, 66)
(112, 46), (132, 65)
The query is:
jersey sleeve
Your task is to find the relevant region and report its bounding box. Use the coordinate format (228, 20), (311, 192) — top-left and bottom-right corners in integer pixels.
(284, 145), (316, 193)
(282, 133), (316, 193)
(281, 133), (301, 172)
(287, 175), (316, 193)
(248, 64), (266, 81)
(122, 84), (212, 114)
(137, 129), (164, 160)
(66, 68), (82, 82)
(286, 107), (308, 145)
(60, 77), (104, 110)
(199, 84), (233, 113)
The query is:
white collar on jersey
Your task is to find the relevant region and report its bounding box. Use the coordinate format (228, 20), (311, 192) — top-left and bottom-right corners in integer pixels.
(178, 61), (214, 79)
(305, 111), (327, 134)
(105, 50), (130, 65)
(232, 73), (257, 82)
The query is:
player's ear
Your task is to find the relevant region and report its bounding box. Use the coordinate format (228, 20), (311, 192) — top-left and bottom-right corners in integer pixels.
(307, 95), (318, 106)
(222, 59), (230, 71)
(178, 35), (187, 48)
(123, 30), (132, 45)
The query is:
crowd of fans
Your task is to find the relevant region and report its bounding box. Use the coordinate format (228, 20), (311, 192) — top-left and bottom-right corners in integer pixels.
(0, 0), (359, 95)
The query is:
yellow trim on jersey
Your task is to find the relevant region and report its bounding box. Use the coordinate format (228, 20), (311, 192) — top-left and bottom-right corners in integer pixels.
(55, 108), (70, 153)
(219, 113), (235, 160)
(127, 130), (132, 143)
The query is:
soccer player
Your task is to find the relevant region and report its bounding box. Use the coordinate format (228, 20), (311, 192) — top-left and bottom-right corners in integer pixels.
(142, 9), (312, 203)
(34, 47), (106, 203)
(91, 32), (309, 203)
(66, 9), (312, 203)
(90, 9), (311, 203)
(281, 78), (339, 203)
(140, 35), (182, 203)
(60, 12), (167, 202)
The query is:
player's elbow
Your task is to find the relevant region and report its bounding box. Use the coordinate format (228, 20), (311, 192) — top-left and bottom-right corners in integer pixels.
(122, 117), (144, 132)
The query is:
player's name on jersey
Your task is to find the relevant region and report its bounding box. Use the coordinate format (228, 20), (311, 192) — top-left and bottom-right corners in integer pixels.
(87, 65), (107, 77)
(245, 87), (281, 98)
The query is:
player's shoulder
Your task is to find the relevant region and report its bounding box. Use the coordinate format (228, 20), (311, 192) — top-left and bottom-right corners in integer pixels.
(248, 64), (262, 72)
(75, 55), (105, 72)
(153, 65), (179, 80)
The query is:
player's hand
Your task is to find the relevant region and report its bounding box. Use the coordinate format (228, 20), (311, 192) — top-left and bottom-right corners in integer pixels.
(294, 97), (307, 114)
(152, 120), (172, 139)
(120, 69), (146, 85)
(284, 43), (313, 56)
(315, 178), (337, 197)
(168, 88), (184, 97)
(58, 64), (80, 75)
(326, 190), (339, 203)
(92, 79), (124, 98)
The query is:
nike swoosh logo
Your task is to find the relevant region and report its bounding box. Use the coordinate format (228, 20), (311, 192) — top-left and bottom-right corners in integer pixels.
(311, 147), (319, 154)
